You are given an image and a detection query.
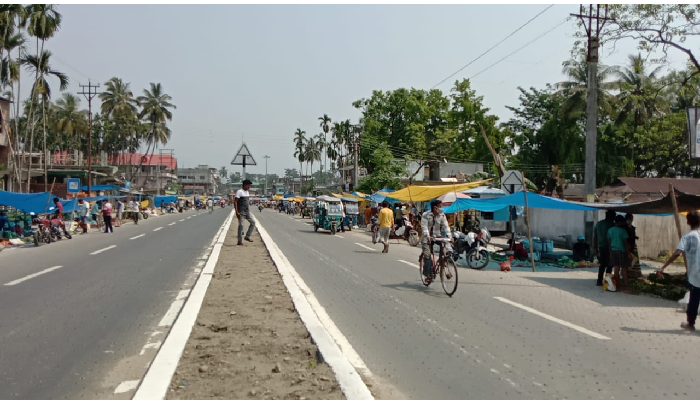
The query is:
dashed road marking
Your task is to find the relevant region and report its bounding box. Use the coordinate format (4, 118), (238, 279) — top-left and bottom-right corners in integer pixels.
(153, 227), (163, 231)
(114, 380), (140, 394)
(130, 233), (146, 240)
(179, 219), (185, 222)
(90, 245), (117, 255)
(354, 243), (376, 251)
(494, 297), (611, 340)
(398, 260), (419, 269)
(334, 235), (345, 238)
(140, 340), (162, 355)
(4, 266), (63, 286)
(168, 222), (176, 226)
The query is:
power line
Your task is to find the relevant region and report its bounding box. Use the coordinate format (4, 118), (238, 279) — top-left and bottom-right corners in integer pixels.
(468, 18), (569, 81)
(431, 4), (555, 89)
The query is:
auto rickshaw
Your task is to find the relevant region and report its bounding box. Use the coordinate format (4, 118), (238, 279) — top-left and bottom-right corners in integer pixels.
(313, 196), (343, 234)
(340, 197), (359, 231)
(302, 197), (315, 219)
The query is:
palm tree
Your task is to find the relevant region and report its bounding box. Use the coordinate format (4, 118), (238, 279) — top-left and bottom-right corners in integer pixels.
(100, 77), (138, 165)
(137, 82), (176, 162)
(21, 49), (67, 190)
(293, 128), (306, 189)
(304, 136), (321, 186)
(318, 114), (331, 183)
(25, 4), (61, 190)
(54, 93), (88, 152)
(556, 49), (617, 120)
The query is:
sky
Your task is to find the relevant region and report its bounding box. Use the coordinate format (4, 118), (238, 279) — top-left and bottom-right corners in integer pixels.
(22, 4), (695, 177)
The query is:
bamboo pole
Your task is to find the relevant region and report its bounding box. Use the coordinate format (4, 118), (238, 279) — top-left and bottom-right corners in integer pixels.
(669, 184), (688, 273)
(522, 172), (536, 272)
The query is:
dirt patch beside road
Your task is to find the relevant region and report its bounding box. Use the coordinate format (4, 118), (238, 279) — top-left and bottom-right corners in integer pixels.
(168, 224), (345, 399)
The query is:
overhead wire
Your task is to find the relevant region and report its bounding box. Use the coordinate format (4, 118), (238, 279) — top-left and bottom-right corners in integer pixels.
(431, 4), (555, 89)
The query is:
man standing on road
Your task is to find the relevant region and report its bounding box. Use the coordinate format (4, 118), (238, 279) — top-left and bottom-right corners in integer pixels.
(378, 201), (393, 253)
(593, 210), (616, 286)
(658, 211), (700, 331)
(207, 197), (214, 214)
(235, 179), (255, 245)
(78, 198), (89, 234)
(102, 200), (114, 233)
(116, 199), (124, 226)
(421, 200), (452, 283)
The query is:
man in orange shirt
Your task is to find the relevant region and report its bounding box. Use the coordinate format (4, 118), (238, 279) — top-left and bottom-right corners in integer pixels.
(378, 201), (394, 253)
(363, 205), (372, 228)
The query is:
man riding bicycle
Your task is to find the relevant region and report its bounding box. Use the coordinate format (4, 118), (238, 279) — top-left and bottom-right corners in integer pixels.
(421, 199), (453, 283)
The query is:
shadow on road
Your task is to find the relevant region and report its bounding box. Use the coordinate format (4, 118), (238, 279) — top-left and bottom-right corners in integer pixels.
(381, 281), (447, 298)
(522, 276), (679, 309)
(620, 326), (695, 336)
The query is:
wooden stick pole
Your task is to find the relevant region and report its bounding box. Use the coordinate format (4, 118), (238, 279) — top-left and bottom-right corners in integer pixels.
(522, 172), (536, 272)
(669, 184), (688, 273)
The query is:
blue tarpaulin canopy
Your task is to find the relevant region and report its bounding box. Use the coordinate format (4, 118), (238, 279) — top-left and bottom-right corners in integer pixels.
(154, 195), (178, 206)
(444, 192), (596, 214)
(0, 191), (57, 213)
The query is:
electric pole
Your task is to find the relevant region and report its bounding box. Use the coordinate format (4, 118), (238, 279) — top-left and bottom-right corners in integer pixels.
(352, 125), (360, 190)
(571, 4), (612, 243)
(263, 155), (270, 196)
(78, 81), (100, 195)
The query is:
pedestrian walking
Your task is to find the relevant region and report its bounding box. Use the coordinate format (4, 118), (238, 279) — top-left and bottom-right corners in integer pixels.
(378, 201), (394, 253)
(91, 200), (100, 226)
(593, 210), (616, 286)
(102, 201), (114, 233)
(235, 179), (255, 245)
(608, 215), (632, 293)
(78, 198), (89, 233)
(658, 211), (700, 331)
(116, 199), (124, 226)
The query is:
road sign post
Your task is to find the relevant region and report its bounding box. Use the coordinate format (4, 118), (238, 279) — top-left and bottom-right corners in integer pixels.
(230, 143), (257, 181)
(67, 178), (80, 194)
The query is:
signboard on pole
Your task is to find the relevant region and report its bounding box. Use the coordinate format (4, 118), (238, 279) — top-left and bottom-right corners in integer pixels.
(67, 178), (80, 193)
(686, 106), (700, 160)
(231, 143), (257, 180)
(501, 170), (524, 194)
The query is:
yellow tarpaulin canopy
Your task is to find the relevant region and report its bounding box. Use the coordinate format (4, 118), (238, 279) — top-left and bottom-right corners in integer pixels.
(378, 180), (492, 202)
(273, 195), (283, 200)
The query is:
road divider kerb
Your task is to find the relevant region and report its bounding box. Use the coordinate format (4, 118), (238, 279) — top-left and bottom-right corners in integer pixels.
(132, 208), (236, 400)
(254, 215), (374, 400)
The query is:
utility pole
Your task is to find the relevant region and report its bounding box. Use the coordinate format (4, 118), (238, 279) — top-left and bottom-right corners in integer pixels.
(78, 81), (100, 195)
(352, 125), (360, 190)
(571, 4), (612, 243)
(263, 155), (270, 196)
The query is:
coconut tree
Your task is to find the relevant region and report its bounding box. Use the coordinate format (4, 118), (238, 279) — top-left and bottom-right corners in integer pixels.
(556, 49), (617, 120)
(318, 113), (331, 183)
(304, 135), (321, 188)
(100, 77), (138, 165)
(54, 93), (88, 152)
(137, 82), (175, 162)
(293, 128), (306, 189)
(24, 4), (61, 191)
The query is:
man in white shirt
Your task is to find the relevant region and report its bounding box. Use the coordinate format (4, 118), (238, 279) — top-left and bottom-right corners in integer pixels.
(235, 179), (255, 245)
(658, 211), (700, 331)
(206, 198), (214, 214)
(420, 200), (452, 283)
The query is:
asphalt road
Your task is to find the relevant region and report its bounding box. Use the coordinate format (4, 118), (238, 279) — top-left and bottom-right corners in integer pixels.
(0, 207), (231, 399)
(257, 210), (698, 400)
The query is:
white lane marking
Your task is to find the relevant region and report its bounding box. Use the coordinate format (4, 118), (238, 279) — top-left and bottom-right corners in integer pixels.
(398, 260), (419, 269)
(494, 297), (611, 340)
(114, 380), (140, 394)
(130, 234), (146, 240)
(153, 227), (163, 231)
(5, 266), (63, 286)
(134, 209), (236, 400)
(90, 245), (117, 255)
(179, 219), (185, 222)
(168, 222), (176, 226)
(158, 290), (191, 327)
(187, 216), (192, 219)
(354, 242), (376, 251)
(254, 217), (374, 399)
(335, 235), (345, 238)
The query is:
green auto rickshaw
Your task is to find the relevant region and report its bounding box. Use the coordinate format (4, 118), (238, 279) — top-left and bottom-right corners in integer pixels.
(313, 196), (343, 234)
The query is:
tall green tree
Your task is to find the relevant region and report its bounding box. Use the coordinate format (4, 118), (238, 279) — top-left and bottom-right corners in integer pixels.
(137, 82), (175, 160)
(557, 49), (617, 120)
(318, 113), (331, 183)
(304, 135), (321, 182)
(356, 143), (405, 192)
(293, 128), (306, 187)
(54, 93), (87, 151)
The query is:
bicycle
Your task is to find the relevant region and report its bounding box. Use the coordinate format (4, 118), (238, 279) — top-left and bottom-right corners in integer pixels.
(418, 237), (459, 297)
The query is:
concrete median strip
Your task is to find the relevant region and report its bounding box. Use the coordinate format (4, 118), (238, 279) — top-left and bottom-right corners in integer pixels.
(132, 209), (236, 400)
(256, 216), (374, 400)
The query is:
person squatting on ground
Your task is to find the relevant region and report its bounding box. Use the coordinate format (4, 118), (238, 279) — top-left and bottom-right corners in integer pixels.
(235, 179), (255, 245)
(420, 199), (452, 283)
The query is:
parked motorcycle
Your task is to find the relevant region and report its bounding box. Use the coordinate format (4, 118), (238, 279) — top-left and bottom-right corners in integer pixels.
(49, 216), (72, 240)
(392, 215), (420, 246)
(31, 213), (51, 246)
(452, 227), (491, 269)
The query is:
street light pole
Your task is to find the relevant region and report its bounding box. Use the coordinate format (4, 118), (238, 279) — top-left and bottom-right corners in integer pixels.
(263, 155), (270, 197)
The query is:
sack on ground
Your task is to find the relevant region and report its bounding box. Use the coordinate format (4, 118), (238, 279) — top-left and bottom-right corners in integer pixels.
(603, 273), (616, 292)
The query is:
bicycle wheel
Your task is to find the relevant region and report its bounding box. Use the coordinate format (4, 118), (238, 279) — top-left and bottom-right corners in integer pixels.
(440, 257), (458, 296)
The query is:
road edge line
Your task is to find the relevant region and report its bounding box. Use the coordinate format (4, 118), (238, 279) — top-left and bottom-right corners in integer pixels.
(132, 209), (236, 400)
(253, 215), (374, 400)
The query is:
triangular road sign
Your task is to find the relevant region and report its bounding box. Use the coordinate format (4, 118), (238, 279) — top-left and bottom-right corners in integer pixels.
(231, 143), (257, 166)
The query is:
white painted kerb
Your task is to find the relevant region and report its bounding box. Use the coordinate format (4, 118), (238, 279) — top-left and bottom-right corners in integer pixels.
(254, 215), (374, 400)
(132, 209), (236, 400)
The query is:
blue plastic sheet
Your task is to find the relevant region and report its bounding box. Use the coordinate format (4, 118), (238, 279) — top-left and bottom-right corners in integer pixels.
(444, 192), (596, 214)
(0, 191), (57, 213)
